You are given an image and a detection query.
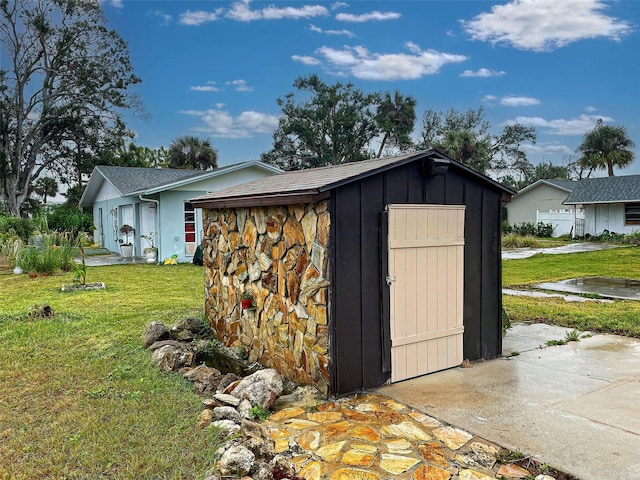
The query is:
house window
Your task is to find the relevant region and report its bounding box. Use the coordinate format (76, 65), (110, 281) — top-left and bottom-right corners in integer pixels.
(625, 203), (640, 225)
(184, 202), (196, 243)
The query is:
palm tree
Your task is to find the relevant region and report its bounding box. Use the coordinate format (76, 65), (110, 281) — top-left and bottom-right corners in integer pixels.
(168, 136), (218, 170)
(577, 120), (635, 177)
(32, 177), (59, 204)
(375, 91), (417, 157)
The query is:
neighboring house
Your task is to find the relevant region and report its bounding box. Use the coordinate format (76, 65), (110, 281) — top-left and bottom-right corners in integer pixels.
(564, 174), (640, 237)
(191, 150), (515, 395)
(79, 161), (281, 263)
(507, 179), (580, 237)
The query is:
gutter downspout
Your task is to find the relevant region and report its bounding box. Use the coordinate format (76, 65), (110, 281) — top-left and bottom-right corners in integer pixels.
(139, 195), (160, 258)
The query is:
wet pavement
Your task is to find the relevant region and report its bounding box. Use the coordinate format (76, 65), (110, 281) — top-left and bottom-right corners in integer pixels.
(379, 323), (640, 480)
(502, 242), (617, 260)
(81, 253), (153, 266)
(537, 277), (640, 301)
(265, 393), (535, 480)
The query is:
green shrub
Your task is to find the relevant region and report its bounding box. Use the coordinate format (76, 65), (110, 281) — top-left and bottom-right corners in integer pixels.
(502, 233), (540, 248)
(0, 215), (36, 242)
(45, 204), (94, 236)
(13, 232), (77, 274)
(508, 221), (555, 238)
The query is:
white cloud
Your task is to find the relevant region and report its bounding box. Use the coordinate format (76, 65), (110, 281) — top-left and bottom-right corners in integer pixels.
(310, 24), (355, 37)
(501, 96), (541, 107)
(331, 2), (349, 10)
(462, 0), (632, 51)
(226, 0), (328, 22)
(179, 9), (223, 26)
(336, 10), (401, 23)
(181, 108), (279, 139)
(150, 10), (172, 25)
(460, 68), (506, 78)
(292, 55), (322, 66)
(521, 142), (573, 155)
(507, 114), (614, 135)
(99, 0), (123, 8)
(225, 79), (253, 92)
(585, 105), (597, 112)
(481, 95), (498, 103)
(190, 81), (220, 92)
(311, 42), (467, 80)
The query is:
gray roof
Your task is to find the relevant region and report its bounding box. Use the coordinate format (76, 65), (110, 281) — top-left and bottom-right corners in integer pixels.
(564, 175), (640, 204)
(79, 161), (282, 206)
(515, 178), (576, 196)
(95, 165), (203, 196)
(191, 150), (515, 208)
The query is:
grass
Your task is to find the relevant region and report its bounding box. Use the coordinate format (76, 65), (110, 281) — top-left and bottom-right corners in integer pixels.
(503, 246), (640, 337)
(0, 264), (223, 480)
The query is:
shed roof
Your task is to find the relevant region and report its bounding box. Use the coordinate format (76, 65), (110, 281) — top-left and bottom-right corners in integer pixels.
(191, 150), (515, 209)
(564, 175), (640, 205)
(514, 178), (576, 197)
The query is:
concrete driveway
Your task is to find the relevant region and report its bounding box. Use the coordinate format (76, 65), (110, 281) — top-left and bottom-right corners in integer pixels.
(378, 323), (640, 480)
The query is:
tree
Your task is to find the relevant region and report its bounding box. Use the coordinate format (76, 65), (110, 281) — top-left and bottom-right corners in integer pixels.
(0, 0), (141, 216)
(375, 91), (417, 157)
(577, 119), (635, 177)
(168, 136), (218, 170)
(33, 176), (58, 204)
(261, 74), (381, 170)
(416, 107), (536, 174)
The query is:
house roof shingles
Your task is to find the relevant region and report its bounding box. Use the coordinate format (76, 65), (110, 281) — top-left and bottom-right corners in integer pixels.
(564, 175), (640, 204)
(96, 165), (204, 196)
(191, 150), (515, 209)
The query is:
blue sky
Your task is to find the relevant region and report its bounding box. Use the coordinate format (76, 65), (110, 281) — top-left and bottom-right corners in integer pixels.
(100, 0), (640, 175)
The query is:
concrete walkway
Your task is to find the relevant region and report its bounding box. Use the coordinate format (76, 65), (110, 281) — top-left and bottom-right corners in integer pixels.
(502, 242), (617, 260)
(378, 323), (640, 480)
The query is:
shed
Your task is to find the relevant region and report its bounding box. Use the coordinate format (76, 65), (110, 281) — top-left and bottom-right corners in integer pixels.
(190, 150), (515, 396)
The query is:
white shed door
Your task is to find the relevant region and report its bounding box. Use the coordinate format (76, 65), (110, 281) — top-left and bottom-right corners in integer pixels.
(388, 204), (465, 383)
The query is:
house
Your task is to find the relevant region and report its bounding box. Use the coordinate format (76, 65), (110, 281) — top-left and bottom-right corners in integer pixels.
(79, 161), (281, 263)
(190, 150), (515, 396)
(563, 174), (640, 236)
(507, 179), (580, 236)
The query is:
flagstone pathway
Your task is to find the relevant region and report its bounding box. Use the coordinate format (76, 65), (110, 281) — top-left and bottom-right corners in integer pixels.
(264, 393), (540, 480)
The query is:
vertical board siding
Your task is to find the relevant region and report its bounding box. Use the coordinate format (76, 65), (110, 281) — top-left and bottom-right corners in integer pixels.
(388, 205), (465, 383)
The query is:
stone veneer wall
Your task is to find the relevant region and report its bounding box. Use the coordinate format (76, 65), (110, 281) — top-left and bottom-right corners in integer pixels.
(202, 202), (331, 394)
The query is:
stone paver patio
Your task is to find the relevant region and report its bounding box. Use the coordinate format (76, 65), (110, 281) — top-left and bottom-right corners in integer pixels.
(265, 393), (541, 480)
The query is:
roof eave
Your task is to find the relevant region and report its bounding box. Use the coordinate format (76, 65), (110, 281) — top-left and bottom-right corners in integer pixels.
(191, 190), (329, 209)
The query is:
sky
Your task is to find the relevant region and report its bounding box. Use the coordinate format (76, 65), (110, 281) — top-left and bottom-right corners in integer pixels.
(99, 0), (640, 176)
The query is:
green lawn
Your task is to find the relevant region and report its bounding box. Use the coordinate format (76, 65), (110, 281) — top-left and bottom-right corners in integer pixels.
(503, 246), (640, 337)
(0, 264), (221, 480)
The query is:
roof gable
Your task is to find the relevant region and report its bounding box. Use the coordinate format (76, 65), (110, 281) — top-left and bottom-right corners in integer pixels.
(515, 179), (576, 196)
(564, 175), (640, 204)
(191, 150), (515, 209)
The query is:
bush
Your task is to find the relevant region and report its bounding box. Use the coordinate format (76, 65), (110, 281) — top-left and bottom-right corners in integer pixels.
(45, 205), (94, 237)
(12, 232), (77, 274)
(507, 222), (554, 238)
(502, 233), (540, 248)
(0, 215), (36, 242)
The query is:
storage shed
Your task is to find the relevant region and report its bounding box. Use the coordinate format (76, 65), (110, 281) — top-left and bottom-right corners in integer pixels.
(190, 150), (514, 396)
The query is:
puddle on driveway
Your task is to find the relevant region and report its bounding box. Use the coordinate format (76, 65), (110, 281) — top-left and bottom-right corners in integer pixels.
(537, 276), (640, 300)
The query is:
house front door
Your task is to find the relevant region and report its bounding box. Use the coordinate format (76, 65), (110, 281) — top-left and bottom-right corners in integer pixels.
(387, 204), (465, 383)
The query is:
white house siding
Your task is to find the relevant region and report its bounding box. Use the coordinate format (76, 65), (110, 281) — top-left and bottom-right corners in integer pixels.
(507, 183), (571, 226)
(584, 203), (640, 236)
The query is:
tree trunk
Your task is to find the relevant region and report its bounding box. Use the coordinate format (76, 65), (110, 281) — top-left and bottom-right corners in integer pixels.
(607, 161), (615, 177)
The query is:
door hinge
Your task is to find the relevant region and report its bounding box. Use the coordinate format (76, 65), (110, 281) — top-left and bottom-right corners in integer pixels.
(385, 275), (396, 286)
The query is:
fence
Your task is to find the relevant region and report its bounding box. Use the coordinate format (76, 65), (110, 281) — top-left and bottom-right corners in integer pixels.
(536, 209), (580, 237)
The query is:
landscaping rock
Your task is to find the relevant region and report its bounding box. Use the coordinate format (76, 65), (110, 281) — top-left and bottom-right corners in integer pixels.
(151, 345), (194, 372)
(143, 321), (170, 347)
(212, 406), (242, 424)
(231, 368), (283, 409)
(250, 461), (274, 480)
(217, 445), (255, 477)
(183, 364), (222, 394)
(148, 339), (184, 351)
(237, 399), (253, 419)
(195, 409), (213, 429)
(271, 453), (295, 478)
(273, 385), (324, 409)
(214, 393), (241, 407)
(172, 316), (210, 337)
(211, 419), (241, 434)
(245, 436), (276, 459)
(216, 372), (242, 393)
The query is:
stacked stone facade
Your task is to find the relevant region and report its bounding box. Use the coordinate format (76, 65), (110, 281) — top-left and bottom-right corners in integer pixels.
(202, 202), (331, 393)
